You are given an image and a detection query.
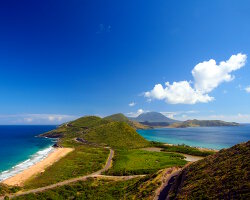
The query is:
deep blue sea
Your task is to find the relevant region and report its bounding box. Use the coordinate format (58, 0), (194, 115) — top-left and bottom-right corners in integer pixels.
(137, 125), (250, 150)
(0, 125), (56, 181)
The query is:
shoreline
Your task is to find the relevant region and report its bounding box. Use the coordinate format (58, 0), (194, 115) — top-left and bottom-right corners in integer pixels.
(1, 147), (73, 186)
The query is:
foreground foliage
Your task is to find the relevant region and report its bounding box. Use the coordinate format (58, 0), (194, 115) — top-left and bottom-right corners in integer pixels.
(106, 149), (186, 176)
(168, 141), (250, 199)
(0, 184), (20, 196)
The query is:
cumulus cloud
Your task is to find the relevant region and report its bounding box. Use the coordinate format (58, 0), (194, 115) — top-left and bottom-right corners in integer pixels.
(129, 102), (136, 107)
(145, 53), (247, 104)
(126, 109), (146, 117)
(245, 86), (250, 93)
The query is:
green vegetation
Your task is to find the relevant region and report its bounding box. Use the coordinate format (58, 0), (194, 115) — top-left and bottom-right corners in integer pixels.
(170, 119), (239, 128)
(12, 171), (166, 200)
(104, 113), (149, 129)
(0, 184), (20, 196)
(151, 142), (215, 156)
(24, 145), (109, 189)
(168, 141), (250, 199)
(84, 121), (149, 149)
(69, 116), (109, 128)
(106, 149), (187, 176)
(104, 113), (130, 123)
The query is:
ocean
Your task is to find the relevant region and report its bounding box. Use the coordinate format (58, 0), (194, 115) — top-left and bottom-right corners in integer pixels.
(137, 125), (250, 150)
(0, 125), (56, 181)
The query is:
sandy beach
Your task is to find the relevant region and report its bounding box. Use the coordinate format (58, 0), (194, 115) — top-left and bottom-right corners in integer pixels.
(2, 147), (73, 186)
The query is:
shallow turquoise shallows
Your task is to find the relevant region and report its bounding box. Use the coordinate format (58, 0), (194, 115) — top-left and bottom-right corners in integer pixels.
(137, 125), (250, 150)
(0, 125), (56, 181)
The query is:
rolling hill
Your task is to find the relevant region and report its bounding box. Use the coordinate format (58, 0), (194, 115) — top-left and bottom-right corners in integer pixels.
(41, 115), (149, 149)
(167, 141), (250, 199)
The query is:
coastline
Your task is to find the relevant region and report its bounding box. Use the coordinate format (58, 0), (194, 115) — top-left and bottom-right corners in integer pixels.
(1, 147), (73, 186)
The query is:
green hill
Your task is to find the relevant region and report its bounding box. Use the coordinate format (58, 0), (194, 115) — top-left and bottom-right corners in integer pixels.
(69, 116), (109, 128)
(104, 113), (149, 130)
(41, 115), (149, 149)
(104, 113), (130, 122)
(84, 121), (149, 149)
(169, 119), (239, 128)
(168, 141), (250, 199)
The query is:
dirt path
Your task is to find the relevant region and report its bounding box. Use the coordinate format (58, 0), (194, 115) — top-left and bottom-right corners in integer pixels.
(156, 168), (181, 200)
(0, 148), (115, 199)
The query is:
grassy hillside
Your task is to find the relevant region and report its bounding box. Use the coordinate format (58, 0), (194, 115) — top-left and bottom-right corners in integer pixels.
(170, 119), (239, 128)
(104, 113), (130, 122)
(84, 121), (149, 149)
(168, 141), (250, 199)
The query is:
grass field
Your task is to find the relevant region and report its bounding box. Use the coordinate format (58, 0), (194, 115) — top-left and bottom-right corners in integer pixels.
(23, 145), (109, 189)
(106, 149), (187, 176)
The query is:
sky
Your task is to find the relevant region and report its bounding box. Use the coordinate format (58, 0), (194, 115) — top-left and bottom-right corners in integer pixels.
(0, 0), (250, 124)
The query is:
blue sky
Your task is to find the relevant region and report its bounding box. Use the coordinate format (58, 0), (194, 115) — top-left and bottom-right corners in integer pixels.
(0, 0), (250, 124)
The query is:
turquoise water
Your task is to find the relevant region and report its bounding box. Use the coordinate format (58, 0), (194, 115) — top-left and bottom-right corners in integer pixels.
(0, 125), (56, 181)
(137, 125), (250, 150)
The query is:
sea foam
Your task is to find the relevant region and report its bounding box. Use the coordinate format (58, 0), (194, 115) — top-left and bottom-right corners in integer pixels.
(0, 146), (55, 181)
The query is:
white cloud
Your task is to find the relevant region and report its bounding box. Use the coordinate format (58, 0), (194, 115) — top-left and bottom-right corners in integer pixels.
(145, 53), (247, 104)
(0, 114), (78, 125)
(145, 81), (214, 104)
(126, 109), (146, 117)
(245, 86), (250, 93)
(129, 102), (136, 107)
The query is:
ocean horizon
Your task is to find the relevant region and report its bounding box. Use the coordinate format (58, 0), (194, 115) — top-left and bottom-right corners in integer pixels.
(137, 125), (250, 150)
(0, 125), (56, 181)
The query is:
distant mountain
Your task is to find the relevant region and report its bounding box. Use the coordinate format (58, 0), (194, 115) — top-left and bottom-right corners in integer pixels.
(167, 141), (250, 199)
(169, 119), (240, 128)
(130, 112), (179, 127)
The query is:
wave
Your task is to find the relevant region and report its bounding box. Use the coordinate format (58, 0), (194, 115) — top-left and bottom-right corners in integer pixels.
(0, 146), (55, 182)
